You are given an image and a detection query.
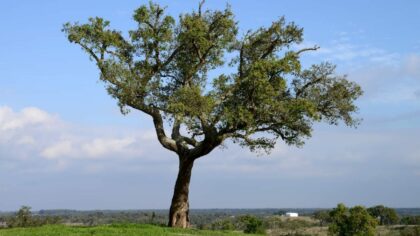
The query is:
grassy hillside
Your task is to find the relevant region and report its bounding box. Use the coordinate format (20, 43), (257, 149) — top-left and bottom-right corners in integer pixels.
(0, 224), (254, 236)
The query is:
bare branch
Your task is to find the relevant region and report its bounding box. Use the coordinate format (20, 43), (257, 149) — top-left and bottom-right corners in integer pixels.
(295, 45), (320, 56)
(198, 0), (205, 16)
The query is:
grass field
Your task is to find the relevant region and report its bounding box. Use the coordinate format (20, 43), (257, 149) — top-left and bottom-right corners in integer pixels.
(1, 223), (418, 236)
(0, 224), (255, 236)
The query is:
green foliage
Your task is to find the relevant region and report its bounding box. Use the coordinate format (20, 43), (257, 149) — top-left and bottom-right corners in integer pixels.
(6, 206), (61, 228)
(239, 215), (266, 234)
(328, 203), (377, 236)
(12, 206), (33, 228)
(313, 210), (331, 226)
(274, 210), (286, 216)
(367, 205), (399, 225)
(210, 219), (236, 231)
(63, 1), (362, 158)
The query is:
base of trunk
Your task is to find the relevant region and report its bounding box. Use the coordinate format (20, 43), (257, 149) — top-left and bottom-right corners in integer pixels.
(168, 158), (194, 228)
(168, 202), (190, 228)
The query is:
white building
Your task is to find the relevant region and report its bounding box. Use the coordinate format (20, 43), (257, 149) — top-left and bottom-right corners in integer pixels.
(285, 212), (299, 217)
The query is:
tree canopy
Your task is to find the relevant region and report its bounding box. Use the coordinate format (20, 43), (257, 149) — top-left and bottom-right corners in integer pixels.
(63, 1), (362, 157)
(367, 205), (399, 225)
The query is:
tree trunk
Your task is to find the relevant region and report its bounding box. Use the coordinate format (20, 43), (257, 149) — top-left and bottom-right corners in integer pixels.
(168, 156), (194, 228)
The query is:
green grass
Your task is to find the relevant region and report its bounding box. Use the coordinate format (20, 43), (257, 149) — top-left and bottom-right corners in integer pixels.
(0, 224), (255, 236)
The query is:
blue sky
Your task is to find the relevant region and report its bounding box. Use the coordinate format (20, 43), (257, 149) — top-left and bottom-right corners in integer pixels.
(1, 0), (420, 211)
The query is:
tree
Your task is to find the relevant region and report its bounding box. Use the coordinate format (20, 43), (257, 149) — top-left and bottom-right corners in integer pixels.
(63, 1), (362, 228)
(367, 205), (399, 225)
(313, 210), (331, 227)
(8, 206), (33, 228)
(239, 215), (265, 234)
(329, 204), (377, 236)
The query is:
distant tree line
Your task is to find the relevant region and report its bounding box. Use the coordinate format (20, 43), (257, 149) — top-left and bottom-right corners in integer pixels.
(1, 204), (420, 235)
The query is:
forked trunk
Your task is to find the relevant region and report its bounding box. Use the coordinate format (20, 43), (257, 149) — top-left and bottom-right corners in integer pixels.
(168, 157), (194, 228)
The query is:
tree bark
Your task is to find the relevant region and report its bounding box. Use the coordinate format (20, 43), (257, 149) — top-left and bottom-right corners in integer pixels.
(168, 156), (194, 228)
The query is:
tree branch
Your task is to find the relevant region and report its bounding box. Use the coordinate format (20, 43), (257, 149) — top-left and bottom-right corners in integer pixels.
(159, 46), (180, 71)
(151, 109), (178, 152)
(171, 117), (181, 140)
(295, 75), (323, 98)
(198, 0), (205, 16)
(182, 136), (198, 147)
(192, 40), (203, 61)
(239, 40), (245, 78)
(295, 45), (320, 56)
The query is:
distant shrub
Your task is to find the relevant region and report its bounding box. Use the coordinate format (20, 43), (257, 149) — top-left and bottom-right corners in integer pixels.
(328, 203), (377, 236)
(239, 215), (266, 234)
(6, 206), (61, 228)
(210, 219), (235, 231)
(367, 205), (399, 225)
(313, 210), (332, 226)
(274, 210), (286, 216)
(7, 206), (33, 228)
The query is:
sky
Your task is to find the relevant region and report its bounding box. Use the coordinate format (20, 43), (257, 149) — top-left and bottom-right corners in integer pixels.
(0, 0), (420, 211)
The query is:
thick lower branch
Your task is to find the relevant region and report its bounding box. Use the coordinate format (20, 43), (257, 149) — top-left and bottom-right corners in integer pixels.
(152, 112), (177, 152)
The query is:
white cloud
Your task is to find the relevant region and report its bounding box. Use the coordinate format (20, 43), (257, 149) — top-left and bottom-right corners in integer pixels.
(41, 140), (74, 160)
(0, 106), (161, 171)
(0, 106), (56, 131)
(40, 137), (138, 160)
(82, 137), (136, 158)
